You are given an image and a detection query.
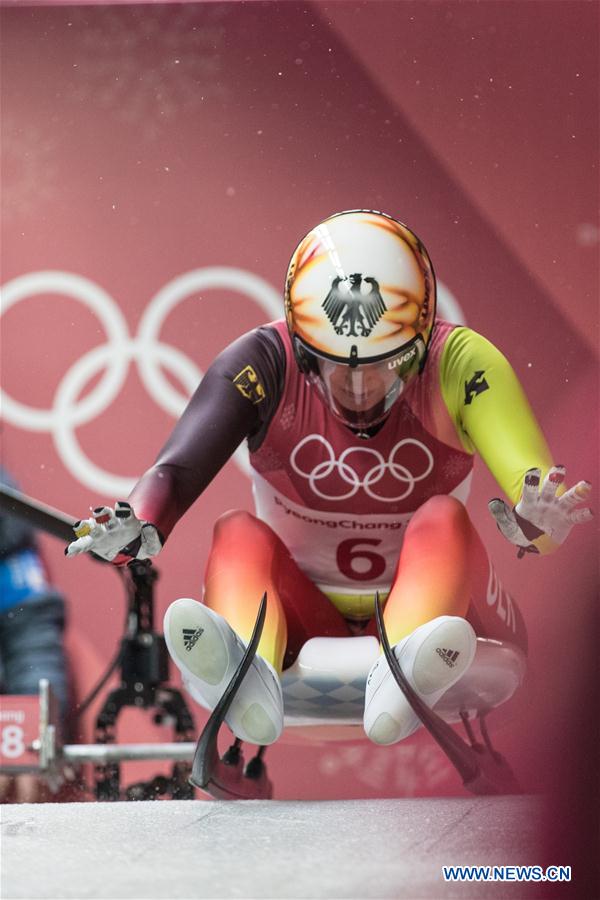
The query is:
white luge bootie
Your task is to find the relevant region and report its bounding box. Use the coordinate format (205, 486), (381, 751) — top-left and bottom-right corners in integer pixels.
(363, 615), (477, 745)
(163, 597), (283, 745)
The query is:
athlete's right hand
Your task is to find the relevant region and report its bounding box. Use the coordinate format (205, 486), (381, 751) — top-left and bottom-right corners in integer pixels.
(65, 501), (162, 564)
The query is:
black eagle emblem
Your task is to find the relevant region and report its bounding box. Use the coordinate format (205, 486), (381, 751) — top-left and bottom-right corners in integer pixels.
(322, 274), (387, 338)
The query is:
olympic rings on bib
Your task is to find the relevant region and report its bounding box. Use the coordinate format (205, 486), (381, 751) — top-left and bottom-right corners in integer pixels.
(290, 434), (435, 502)
(0, 268), (281, 495)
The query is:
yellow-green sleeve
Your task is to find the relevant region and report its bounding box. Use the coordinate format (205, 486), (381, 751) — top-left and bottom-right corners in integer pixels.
(439, 327), (554, 505)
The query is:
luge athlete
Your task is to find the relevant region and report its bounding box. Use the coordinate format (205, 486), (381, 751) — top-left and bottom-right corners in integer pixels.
(67, 210), (592, 748)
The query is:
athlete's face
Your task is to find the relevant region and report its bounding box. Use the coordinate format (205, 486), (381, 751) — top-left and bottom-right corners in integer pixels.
(302, 336), (425, 430)
(324, 361), (398, 412)
(312, 358), (403, 430)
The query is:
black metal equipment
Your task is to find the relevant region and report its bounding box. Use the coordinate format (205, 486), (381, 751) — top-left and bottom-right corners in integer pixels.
(93, 559), (196, 801)
(0, 484), (197, 801)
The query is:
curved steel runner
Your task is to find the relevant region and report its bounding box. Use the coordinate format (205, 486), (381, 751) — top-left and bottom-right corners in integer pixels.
(374, 592), (521, 795)
(190, 591), (273, 800)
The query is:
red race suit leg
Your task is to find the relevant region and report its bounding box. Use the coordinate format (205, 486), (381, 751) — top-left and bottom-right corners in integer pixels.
(203, 510), (353, 672)
(382, 495), (528, 652)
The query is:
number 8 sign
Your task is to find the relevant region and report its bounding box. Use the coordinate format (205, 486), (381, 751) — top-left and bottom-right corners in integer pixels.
(0, 696), (40, 771)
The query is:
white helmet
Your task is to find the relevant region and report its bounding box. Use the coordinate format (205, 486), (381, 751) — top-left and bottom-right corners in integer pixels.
(284, 210), (436, 430)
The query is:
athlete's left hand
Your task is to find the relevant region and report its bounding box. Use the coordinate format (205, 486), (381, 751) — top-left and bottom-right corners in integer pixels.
(65, 502), (162, 563)
(488, 466), (593, 557)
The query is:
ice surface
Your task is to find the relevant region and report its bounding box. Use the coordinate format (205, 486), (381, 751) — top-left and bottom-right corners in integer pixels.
(1, 796), (543, 899)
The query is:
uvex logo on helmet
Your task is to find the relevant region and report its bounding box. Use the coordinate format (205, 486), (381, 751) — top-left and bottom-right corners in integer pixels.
(284, 209), (436, 369)
(387, 344), (418, 370)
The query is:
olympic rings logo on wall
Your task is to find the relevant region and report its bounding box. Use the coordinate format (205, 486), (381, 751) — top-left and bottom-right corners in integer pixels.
(0, 269), (282, 495)
(290, 434), (435, 502)
(1, 271), (463, 496)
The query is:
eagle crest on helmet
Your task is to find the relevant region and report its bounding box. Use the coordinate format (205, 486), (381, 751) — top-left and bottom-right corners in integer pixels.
(322, 274), (386, 338)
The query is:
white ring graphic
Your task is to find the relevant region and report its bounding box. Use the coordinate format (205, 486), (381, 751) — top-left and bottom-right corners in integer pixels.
(1, 268), (281, 495)
(290, 434), (434, 502)
(1, 272), (130, 431)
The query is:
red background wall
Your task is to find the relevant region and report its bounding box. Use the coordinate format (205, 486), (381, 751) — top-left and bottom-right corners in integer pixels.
(1, 1), (598, 800)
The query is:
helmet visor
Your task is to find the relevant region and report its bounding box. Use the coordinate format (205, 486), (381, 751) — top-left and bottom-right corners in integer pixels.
(306, 339), (424, 430)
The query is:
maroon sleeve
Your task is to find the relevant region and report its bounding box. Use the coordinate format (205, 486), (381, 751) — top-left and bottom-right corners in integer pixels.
(128, 325), (285, 541)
